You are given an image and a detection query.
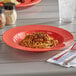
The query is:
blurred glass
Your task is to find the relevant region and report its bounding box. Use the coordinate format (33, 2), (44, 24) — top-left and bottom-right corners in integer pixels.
(58, 0), (76, 24)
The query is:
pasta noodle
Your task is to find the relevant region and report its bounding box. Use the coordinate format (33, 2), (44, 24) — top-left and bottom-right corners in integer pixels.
(19, 32), (59, 48)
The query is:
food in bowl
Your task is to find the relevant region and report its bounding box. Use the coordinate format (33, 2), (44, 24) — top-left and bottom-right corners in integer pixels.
(19, 32), (59, 48)
(17, 0), (25, 3)
(0, 0), (25, 5)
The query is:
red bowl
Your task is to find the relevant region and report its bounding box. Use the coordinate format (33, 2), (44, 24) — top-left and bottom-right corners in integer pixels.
(0, 0), (41, 7)
(3, 25), (74, 52)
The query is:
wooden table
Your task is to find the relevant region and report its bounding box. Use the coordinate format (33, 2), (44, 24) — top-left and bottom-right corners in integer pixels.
(0, 0), (76, 76)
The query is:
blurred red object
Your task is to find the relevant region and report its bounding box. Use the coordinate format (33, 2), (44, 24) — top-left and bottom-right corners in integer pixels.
(0, 2), (3, 6)
(0, 0), (41, 8)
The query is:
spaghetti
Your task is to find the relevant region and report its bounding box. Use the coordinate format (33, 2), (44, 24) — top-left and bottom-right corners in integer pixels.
(19, 32), (59, 48)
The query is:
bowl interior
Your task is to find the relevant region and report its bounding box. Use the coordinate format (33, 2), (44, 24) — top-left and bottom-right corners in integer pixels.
(13, 30), (64, 47)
